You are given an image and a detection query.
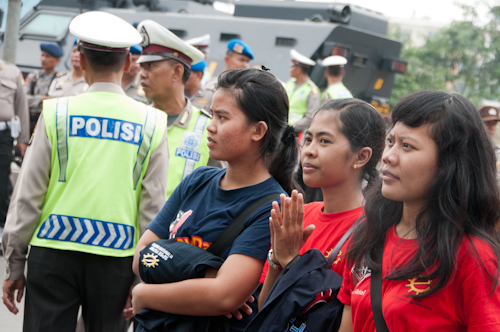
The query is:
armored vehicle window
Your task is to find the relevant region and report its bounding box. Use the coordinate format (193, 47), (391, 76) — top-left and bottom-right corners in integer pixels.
(220, 33), (241, 42)
(275, 37), (296, 47)
(23, 13), (72, 37)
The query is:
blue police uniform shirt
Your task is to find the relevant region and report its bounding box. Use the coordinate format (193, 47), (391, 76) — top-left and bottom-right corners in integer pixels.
(148, 167), (285, 261)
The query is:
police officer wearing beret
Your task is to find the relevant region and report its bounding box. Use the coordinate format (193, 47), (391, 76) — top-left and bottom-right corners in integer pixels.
(2, 12), (169, 332)
(204, 38), (254, 91)
(122, 44), (148, 103)
(137, 20), (222, 199)
(25, 43), (63, 133)
(0, 59), (29, 252)
(184, 60), (213, 112)
(48, 39), (89, 98)
(285, 49), (321, 133)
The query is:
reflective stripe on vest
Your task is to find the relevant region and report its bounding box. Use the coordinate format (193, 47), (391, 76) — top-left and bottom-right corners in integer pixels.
(180, 112), (209, 180)
(56, 97), (69, 182)
(132, 106), (157, 189)
(37, 214), (134, 250)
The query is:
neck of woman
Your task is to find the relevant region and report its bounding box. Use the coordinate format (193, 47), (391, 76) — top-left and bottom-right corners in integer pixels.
(396, 201), (425, 239)
(321, 179), (364, 214)
(220, 156), (271, 190)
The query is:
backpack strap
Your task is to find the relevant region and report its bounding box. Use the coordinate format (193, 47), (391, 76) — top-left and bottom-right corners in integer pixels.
(207, 193), (281, 257)
(326, 215), (364, 267)
(371, 248), (390, 332)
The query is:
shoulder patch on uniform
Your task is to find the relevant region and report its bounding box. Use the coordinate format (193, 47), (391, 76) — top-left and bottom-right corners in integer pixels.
(20, 73), (25, 86)
(199, 107), (212, 119)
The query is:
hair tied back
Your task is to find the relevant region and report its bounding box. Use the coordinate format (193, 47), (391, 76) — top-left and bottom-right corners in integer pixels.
(280, 125), (297, 145)
(261, 65), (270, 72)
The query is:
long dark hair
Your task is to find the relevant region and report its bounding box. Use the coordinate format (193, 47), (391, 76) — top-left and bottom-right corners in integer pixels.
(316, 98), (386, 191)
(347, 90), (500, 297)
(216, 68), (300, 194)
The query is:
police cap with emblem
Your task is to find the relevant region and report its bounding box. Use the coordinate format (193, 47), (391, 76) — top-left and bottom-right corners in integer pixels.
(69, 11), (141, 52)
(227, 39), (254, 60)
(40, 43), (63, 58)
(290, 49), (316, 67)
(478, 105), (500, 122)
(136, 20), (204, 66)
(322, 55), (348, 67)
(185, 34), (210, 54)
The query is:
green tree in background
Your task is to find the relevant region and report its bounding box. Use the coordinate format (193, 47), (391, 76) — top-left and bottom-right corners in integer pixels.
(390, 3), (500, 107)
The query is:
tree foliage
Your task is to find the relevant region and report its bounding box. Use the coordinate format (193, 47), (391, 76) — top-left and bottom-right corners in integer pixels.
(390, 3), (500, 107)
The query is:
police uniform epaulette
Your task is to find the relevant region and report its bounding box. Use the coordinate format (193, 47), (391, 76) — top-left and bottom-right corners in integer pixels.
(56, 72), (68, 78)
(199, 107), (212, 119)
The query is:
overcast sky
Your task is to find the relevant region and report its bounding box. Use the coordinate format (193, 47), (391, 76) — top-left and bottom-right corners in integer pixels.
(300, 0), (499, 24)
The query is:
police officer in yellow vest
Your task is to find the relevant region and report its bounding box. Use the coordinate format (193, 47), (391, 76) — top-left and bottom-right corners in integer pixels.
(321, 55), (353, 104)
(285, 49), (321, 133)
(2, 12), (169, 332)
(137, 20), (221, 199)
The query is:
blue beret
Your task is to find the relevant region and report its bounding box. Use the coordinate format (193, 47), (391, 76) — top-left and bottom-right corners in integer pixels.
(73, 38), (79, 46)
(130, 44), (143, 55)
(227, 39), (254, 60)
(40, 43), (63, 58)
(190, 59), (206, 72)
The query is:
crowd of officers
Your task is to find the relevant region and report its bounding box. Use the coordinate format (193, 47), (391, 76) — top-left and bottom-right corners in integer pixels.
(1, 10), (499, 332)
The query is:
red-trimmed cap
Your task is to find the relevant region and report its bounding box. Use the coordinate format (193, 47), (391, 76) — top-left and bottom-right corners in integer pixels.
(136, 20), (204, 66)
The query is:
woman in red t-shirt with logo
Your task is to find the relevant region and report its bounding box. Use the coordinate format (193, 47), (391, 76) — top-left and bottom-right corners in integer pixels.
(258, 98), (386, 309)
(335, 90), (500, 332)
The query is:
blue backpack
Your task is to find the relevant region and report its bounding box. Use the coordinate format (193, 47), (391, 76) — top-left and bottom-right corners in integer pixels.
(245, 217), (362, 332)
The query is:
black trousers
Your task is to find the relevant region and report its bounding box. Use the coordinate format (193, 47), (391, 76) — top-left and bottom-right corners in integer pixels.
(24, 246), (135, 332)
(0, 129), (13, 227)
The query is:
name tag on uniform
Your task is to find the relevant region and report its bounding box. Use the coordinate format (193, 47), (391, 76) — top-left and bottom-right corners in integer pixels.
(175, 130), (201, 161)
(69, 116), (142, 145)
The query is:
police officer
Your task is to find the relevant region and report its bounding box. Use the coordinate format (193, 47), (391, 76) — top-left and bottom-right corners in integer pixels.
(204, 39), (254, 91)
(122, 44), (148, 103)
(137, 20), (222, 199)
(25, 43), (63, 133)
(321, 55), (352, 104)
(185, 34), (211, 86)
(2, 12), (169, 332)
(184, 60), (212, 112)
(478, 105), (500, 183)
(285, 49), (321, 133)
(0, 59), (29, 252)
(48, 39), (89, 98)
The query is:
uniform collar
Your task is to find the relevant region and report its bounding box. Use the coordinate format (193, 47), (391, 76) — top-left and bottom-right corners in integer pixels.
(167, 98), (194, 130)
(87, 82), (126, 95)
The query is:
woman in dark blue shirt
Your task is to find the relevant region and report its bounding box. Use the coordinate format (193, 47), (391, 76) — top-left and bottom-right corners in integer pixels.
(131, 68), (300, 331)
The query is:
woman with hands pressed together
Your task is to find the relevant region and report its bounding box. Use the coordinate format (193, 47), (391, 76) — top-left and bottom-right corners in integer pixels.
(337, 90), (500, 332)
(131, 68), (300, 331)
(259, 99), (386, 309)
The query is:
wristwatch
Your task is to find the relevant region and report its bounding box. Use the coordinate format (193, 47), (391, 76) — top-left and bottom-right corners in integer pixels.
(267, 249), (283, 271)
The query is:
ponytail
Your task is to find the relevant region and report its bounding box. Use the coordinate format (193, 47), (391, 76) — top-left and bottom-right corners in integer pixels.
(268, 125), (301, 194)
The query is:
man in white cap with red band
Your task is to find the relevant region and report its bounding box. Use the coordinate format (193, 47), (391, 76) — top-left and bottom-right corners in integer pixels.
(137, 20), (221, 200)
(285, 49), (321, 133)
(185, 34), (212, 86)
(321, 55), (352, 104)
(2, 11), (169, 332)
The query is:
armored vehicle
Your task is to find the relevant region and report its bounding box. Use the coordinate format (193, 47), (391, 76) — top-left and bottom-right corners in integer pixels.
(0, 0), (406, 116)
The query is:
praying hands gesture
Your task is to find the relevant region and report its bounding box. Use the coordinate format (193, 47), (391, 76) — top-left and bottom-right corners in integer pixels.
(269, 190), (316, 269)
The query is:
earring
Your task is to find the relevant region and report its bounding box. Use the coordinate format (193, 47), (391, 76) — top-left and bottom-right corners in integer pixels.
(353, 164), (357, 169)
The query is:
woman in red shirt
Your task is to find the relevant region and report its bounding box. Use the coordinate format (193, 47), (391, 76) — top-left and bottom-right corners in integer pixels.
(259, 98), (386, 309)
(336, 90), (500, 332)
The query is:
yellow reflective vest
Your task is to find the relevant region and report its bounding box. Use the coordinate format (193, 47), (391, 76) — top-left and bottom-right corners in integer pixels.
(166, 107), (210, 199)
(285, 78), (320, 125)
(30, 92), (167, 257)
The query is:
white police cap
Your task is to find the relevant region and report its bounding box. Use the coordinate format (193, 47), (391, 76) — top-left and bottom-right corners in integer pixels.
(322, 55), (348, 67)
(69, 11), (141, 52)
(136, 20), (204, 66)
(185, 34), (211, 52)
(290, 49), (316, 67)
